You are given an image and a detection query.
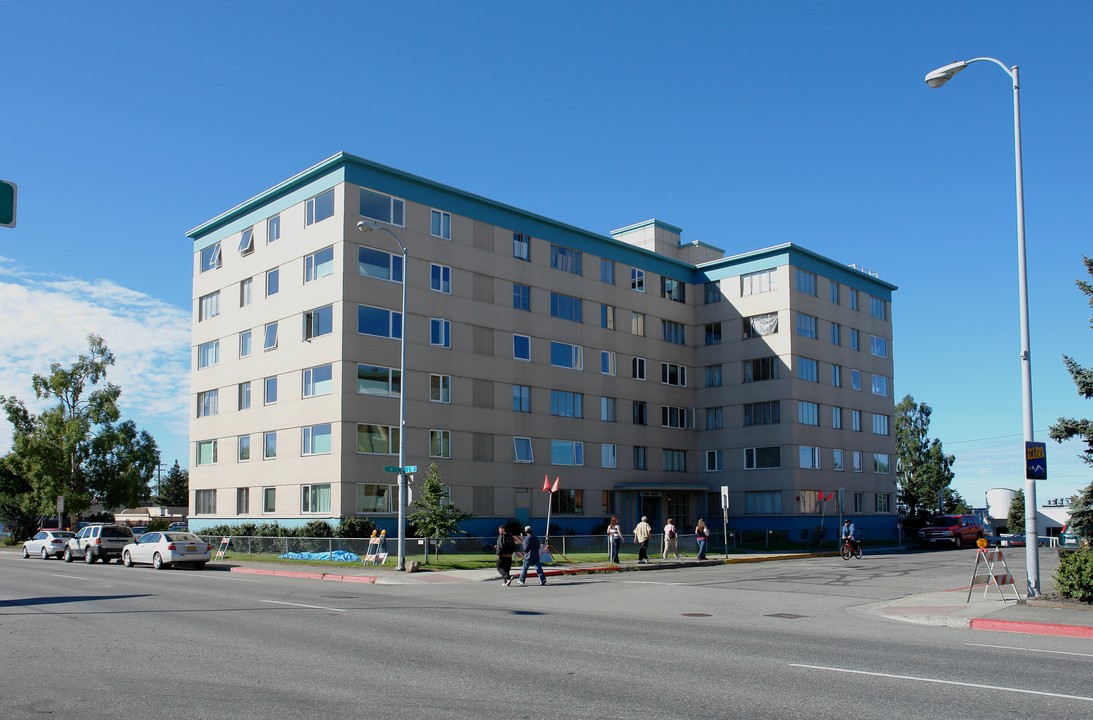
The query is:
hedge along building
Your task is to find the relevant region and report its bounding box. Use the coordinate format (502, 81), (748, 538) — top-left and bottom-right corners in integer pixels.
(186, 152), (898, 540)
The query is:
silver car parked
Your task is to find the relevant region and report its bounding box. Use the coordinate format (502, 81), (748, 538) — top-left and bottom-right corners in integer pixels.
(22, 530), (75, 560)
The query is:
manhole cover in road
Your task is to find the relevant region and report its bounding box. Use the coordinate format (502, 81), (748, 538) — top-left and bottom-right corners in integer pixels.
(681, 612), (713, 617)
(765, 613), (807, 619)
(320, 593), (359, 599)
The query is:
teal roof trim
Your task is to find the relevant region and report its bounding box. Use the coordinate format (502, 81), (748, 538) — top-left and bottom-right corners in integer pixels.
(699, 243), (898, 298)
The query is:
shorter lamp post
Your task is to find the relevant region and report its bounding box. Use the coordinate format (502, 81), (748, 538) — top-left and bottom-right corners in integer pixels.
(357, 219), (409, 571)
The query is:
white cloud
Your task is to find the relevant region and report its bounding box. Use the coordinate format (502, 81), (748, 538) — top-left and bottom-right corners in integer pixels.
(0, 257), (190, 466)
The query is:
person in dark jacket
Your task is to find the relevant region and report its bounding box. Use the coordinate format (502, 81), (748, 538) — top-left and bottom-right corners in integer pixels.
(496, 525), (516, 586)
(517, 526), (546, 586)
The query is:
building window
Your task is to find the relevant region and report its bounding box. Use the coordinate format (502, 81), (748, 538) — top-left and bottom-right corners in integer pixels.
(263, 431), (277, 460)
(197, 390), (218, 418)
(513, 232), (529, 261)
(661, 406), (694, 429)
(662, 449), (686, 472)
(661, 320), (685, 345)
(631, 268), (645, 292)
(512, 384), (531, 413)
(704, 282), (722, 304)
(306, 189), (335, 226)
(358, 305), (402, 339)
(746, 491), (781, 514)
(550, 292), (582, 322)
(513, 283), (530, 311)
(430, 374), (451, 403)
(430, 318), (451, 348)
(633, 446), (647, 470)
(549, 341), (582, 370)
(550, 244), (582, 275)
(661, 362), (687, 387)
(850, 328), (860, 351)
(196, 440), (217, 466)
(797, 401), (819, 426)
(357, 424), (397, 454)
(302, 424), (332, 456)
(195, 489), (216, 514)
(831, 364), (841, 387)
(705, 365), (722, 387)
(238, 381), (251, 410)
(550, 440), (584, 466)
(800, 446), (821, 470)
(797, 357), (818, 382)
(359, 246), (403, 282)
(632, 357), (646, 380)
(873, 453), (891, 474)
(359, 187), (404, 226)
(743, 313), (778, 338)
(551, 489), (584, 514)
(705, 322), (723, 345)
(514, 437), (533, 463)
(305, 246), (335, 283)
(832, 406), (843, 429)
(600, 258), (615, 284)
(430, 430), (451, 459)
(743, 401), (780, 426)
(830, 281), (840, 304)
(199, 291), (220, 321)
(852, 451), (863, 472)
(848, 368), (862, 391)
(430, 209), (452, 240)
(870, 296), (887, 320)
(238, 436), (250, 462)
(661, 277), (686, 303)
(741, 268), (776, 296)
(354, 484), (390, 513)
(872, 413), (890, 435)
(263, 487), (276, 513)
(602, 443), (618, 469)
(237, 227), (254, 256)
(264, 376), (278, 405)
(513, 334), (531, 361)
(302, 364), (333, 398)
(265, 267), (279, 297)
(267, 215), (280, 243)
(876, 493), (892, 512)
(240, 277), (253, 307)
(742, 356), (777, 383)
(872, 374), (890, 397)
(358, 364), (400, 397)
(796, 269), (817, 296)
(831, 323), (841, 346)
(849, 289), (859, 311)
(851, 409), (862, 432)
(797, 313), (818, 339)
(631, 312), (645, 337)
(706, 450), (724, 472)
(301, 484), (332, 513)
(600, 396), (616, 422)
(871, 336), (888, 358)
(744, 446), (781, 470)
(199, 243), (221, 273)
(263, 322), (278, 351)
(632, 401), (647, 426)
(601, 304), (616, 330)
(197, 340), (219, 369)
(550, 390), (583, 418)
(239, 330), (252, 358)
(601, 350), (616, 376)
(304, 305), (333, 340)
(832, 448), (844, 471)
(706, 407), (723, 430)
(431, 264), (452, 294)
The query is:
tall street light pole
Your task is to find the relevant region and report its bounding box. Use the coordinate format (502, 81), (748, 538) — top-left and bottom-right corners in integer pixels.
(357, 219), (409, 571)
(924, 57), (1039, 596)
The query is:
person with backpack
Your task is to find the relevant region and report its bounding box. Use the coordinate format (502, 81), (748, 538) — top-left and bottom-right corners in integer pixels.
(663, 518), (680, 559)
(496, 525), (516, 586)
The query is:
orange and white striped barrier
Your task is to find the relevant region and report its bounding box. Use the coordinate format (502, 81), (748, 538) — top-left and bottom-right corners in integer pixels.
(967, 539), (1020, 603)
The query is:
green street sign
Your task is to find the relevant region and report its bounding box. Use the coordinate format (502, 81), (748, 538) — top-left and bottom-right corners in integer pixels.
(404, 465), (417, 473)
(0, 180), (16, 228)
(383, 465), (401, 473)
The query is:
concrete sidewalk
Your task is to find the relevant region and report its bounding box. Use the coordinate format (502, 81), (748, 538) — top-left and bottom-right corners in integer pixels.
(223, 550), (1093, 639)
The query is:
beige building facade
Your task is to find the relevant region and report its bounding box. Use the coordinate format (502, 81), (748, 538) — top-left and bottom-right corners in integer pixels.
(187, 153), (898, 540)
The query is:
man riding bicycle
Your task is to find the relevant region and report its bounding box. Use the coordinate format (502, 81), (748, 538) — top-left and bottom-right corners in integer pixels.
(842, 519), (859, 555)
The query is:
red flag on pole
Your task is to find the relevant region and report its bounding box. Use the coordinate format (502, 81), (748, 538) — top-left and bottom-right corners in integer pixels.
(551, 477), (560, 493)
(542, 475), (551, 492)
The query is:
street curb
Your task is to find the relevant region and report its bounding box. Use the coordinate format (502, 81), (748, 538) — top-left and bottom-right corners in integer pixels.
(970, 617), (1093, 639)
(229, 566), (378, 583)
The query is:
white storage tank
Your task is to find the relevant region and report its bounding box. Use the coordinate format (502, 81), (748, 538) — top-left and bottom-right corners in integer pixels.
(986, 487), (1018, 522)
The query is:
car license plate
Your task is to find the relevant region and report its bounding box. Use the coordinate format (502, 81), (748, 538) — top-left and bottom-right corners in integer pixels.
(186, 545), (197, 551)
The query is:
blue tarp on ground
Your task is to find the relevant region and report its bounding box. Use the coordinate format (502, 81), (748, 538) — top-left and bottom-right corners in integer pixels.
(279, 550), (361, 562)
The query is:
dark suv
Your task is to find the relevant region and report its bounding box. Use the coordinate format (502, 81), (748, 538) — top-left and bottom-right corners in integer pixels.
(917, 514), (985, 549)
(64, 524), (135, 564)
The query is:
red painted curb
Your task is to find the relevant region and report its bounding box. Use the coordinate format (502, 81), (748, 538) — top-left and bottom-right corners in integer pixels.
(970, 618), (1093, 639)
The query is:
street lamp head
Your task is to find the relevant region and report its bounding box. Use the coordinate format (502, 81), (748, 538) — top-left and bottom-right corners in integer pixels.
(925, 60), (968, 88)
(357, 219), (380, 233)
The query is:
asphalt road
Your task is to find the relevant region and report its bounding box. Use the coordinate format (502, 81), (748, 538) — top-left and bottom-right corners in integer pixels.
(1, 548), (1088, 720)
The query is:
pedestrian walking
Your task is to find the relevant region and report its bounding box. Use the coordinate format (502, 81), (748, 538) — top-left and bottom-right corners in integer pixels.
(633, 516), (653, 563)
(496, 525), (516, 586)
(695, 518), (709, 560)
(663, 518), (680, 559)
(517, 526), (546, 586)
(606, 516), (623, 563)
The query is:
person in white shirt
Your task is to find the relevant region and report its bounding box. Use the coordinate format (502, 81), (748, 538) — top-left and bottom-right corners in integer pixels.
(662, 518), (680, 559)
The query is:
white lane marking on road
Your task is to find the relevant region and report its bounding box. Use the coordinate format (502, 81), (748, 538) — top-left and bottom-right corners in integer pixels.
(789, 663), (1093, 702)
(259, 599), (345, 612)
(965, 642), (1093, 659)
(49, 574), (87, 581)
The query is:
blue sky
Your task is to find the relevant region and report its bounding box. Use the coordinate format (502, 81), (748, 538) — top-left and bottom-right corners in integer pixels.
(1, 1), (1091, 507)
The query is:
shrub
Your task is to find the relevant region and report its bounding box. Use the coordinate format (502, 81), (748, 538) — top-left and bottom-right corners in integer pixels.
(335, 516), (376, 539)
(1055, 549), (1093, 602)
(302, 519), (334, 538)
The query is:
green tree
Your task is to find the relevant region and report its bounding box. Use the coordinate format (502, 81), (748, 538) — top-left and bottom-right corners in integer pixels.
(0, 454), (35, 539)
(0, 335), (160, 523)
(1049, 256), (1093, 542)
(156, 460), (189, 507)
(895, 395), (956, 522)
(408, 463), (470, 563)
(1008, 489), (1025, 534)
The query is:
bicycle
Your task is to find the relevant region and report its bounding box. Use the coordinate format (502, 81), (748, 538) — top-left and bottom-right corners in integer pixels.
(841, 537), (863, 560)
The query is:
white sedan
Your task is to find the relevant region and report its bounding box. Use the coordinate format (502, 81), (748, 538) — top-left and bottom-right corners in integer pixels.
(22, 530), (76, 559)
(121, 531), (211, 569)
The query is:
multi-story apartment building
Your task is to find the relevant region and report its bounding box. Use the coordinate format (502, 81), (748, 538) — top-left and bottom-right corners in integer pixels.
(187, 153), (898, 540)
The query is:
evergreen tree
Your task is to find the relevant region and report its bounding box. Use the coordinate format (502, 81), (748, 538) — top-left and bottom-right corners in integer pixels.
(1008, 489), (1026, 534)
(156, 460), (189, 507)
(895, 395), (956, 521)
